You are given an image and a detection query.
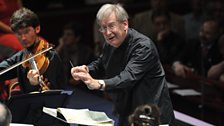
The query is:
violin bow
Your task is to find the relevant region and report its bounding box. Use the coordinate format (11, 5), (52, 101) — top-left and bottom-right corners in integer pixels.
(0, 47), (53, 76)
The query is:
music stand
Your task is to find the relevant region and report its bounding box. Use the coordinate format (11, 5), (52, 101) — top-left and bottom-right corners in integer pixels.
(6, 90), (73, 126)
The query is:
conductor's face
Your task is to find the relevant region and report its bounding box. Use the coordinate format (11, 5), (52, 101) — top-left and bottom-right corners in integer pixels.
(15, 26), (40, 48)
(99, 12), (128, 48)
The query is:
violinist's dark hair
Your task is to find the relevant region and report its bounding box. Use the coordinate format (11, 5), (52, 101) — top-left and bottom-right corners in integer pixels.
(10, 7), (40, 32)
(128, 104), (160, 126)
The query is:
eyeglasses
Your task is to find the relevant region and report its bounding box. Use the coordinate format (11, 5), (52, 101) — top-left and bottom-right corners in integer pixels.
(99, 21), (119, 33)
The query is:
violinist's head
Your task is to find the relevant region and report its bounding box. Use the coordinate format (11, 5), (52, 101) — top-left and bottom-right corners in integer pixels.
(10, 8), (40, 48)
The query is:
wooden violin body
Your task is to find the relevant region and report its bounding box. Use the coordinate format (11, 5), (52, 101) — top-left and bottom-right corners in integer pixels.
(22, 40), (50, 74)
(22, 39), (51, 91)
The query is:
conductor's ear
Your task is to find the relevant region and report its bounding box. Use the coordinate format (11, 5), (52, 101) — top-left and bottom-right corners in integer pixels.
(123, 20), (128, 31)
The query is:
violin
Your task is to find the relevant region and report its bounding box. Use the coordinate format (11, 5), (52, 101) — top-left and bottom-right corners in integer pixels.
(22, 39), (50, 91)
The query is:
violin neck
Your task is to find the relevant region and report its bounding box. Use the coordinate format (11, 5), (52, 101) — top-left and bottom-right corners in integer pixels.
(29, 58), (38, 71)
(28, 58), (42, 83)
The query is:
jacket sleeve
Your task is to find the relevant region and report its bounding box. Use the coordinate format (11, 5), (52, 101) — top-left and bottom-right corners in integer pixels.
(87, 56), (105, 79)
(104, 43), (160, 90)
(0, 52), (21, 82)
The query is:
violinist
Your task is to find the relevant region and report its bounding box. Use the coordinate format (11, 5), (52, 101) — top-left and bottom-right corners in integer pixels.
(0, 8), (67, 93)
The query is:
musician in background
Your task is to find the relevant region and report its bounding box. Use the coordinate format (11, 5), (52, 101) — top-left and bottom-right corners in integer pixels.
(172, 18), (223, 78)
(151, 10), (185, 65)
(56, 22), (95, 87)
(207, 35), (224, 81)
(0, 8), (67, 93)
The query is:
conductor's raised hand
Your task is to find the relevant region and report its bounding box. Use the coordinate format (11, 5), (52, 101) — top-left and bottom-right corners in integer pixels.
(71, 65), (89, 80)
(72, 71), (100, 90)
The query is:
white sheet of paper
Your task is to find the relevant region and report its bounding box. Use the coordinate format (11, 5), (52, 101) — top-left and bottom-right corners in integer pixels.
(43, 107), (114, 126)
(173, 89), (201, 96)
(167, 82), (179, 88)
(10, 123), (33, 126)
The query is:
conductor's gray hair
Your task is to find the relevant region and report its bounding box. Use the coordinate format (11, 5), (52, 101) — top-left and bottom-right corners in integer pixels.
(96, 4), (129, 24)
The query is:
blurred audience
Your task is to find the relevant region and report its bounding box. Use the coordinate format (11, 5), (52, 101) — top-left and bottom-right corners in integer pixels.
(56, 22), (95, 86)
(204, 0), (224, 30)
(0, 0), (23, 50)
(93, 20), (104, 58)
(184, 0), (205, 41)
(131, 0), (185, 38)
(172, 18), (223, 78)
(151, 10), (185, 65)
(0, 0), (23, 102)
(207, 35), (224, 82)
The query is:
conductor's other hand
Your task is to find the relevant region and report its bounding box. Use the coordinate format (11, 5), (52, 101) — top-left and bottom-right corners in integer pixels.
(71, 65), (89, 81)
(71, 65), (101, 90)
(27, 69), (39, 85)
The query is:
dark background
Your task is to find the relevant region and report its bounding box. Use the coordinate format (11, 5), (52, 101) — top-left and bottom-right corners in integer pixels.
(21, 0), (191, 49)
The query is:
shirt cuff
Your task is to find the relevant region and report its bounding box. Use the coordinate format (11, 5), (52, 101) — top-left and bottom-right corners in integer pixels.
(98, 80), (105, 91)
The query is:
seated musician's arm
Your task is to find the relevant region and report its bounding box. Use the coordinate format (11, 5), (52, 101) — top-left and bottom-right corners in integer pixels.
(207, 61), (224, 80)
(172, 61), (194, 78)
(0, 52), (20, 81)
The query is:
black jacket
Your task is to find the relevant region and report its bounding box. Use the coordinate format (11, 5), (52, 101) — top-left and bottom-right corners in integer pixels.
(88, 28), (175, 125)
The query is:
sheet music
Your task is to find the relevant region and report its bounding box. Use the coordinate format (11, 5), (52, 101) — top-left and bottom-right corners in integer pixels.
(43, 107), (114, 126)
(10, 123), (33, 126)
(43, 107), (57, 117)
(173, 89), (201, 96)
(167, 82), (179, 88)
